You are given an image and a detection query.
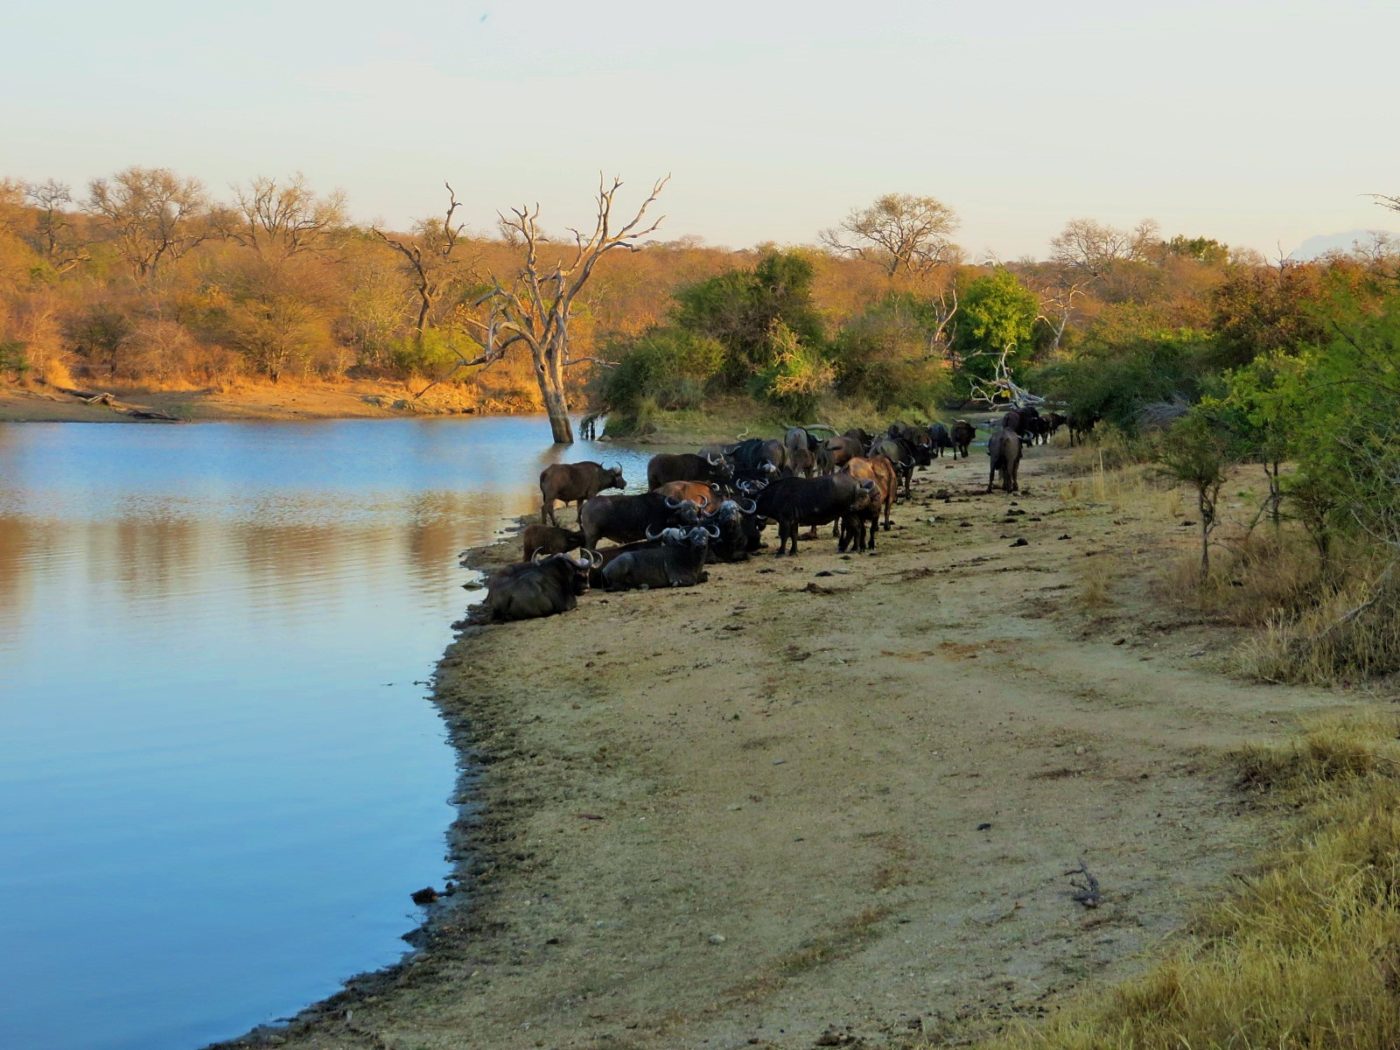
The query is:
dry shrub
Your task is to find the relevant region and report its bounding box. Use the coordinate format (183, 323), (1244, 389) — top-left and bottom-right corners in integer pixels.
(980, 713), (1400, 1050)
(1074, 555), (1115, 609)
(1161, 529), (1326, 627)
(1238, 569), (1400, 685)
(1065, 423), (1151, 475)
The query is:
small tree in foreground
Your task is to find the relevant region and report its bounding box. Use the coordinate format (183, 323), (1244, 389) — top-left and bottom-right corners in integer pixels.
(1156, 411), (1233, 581)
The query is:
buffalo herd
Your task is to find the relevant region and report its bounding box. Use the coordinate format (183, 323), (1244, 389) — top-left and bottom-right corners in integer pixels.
(475, 407), (1092, 622)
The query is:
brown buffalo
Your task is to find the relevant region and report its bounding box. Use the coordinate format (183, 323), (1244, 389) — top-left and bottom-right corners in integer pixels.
(540, 461), (625, 526)
(520, 523), (587, 562)
(654, 480), (724, 513)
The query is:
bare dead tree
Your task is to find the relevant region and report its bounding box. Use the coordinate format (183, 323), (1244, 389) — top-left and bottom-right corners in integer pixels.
(372, 183), (469, 346)
(456, 174), (669, 445)
(1033, 277), (1088, 354)
(964, 344), (1044, 407)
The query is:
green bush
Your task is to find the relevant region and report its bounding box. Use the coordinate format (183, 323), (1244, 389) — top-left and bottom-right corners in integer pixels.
(0, 340), (30, 381)
(750, 321), (834, 419)
(829, 293), (953, 413)
(594, 326), (725, 426)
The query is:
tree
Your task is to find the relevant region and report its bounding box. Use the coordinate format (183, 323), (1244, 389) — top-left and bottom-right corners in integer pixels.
(226, 174), (347, 261)
(1156, 410), (1233, 581)
(372, 183), (472, 350)
(821, 193), (958, 277)
(673, 249), (824, 384)
(87, 167), (213, 281)
(1050, 218), (1159, 275)
(463, 174), (669, 444)
(951, 269), (1039, 402)
(25, 179), (89, 274)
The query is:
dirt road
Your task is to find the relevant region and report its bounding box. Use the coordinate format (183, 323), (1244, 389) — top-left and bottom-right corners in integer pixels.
(241, 444), (1340, 1050)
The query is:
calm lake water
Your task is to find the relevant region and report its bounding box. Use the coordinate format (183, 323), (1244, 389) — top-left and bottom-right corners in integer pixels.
(0, 417), (655, 1050)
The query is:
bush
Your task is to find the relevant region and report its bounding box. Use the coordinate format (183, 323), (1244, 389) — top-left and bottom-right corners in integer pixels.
(0, 339), (30, 381)
(829, 293), (953, 413)
(593, 326), (725, 427)
(749, 321), (834, 419)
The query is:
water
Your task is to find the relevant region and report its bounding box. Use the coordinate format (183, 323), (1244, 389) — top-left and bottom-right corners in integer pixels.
(0, 417), (655, 1050)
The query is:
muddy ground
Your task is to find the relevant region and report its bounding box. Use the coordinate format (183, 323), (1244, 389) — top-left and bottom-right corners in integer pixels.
(227, 443), (1344, 1050)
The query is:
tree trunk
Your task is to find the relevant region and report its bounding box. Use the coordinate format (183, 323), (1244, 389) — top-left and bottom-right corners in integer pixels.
(534, 339), (574, 444)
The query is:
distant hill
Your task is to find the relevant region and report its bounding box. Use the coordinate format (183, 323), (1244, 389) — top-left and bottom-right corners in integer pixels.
(1289, 229), (1400, 261)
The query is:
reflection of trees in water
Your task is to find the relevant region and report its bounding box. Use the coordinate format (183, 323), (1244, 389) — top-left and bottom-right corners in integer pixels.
(0, 496), (527, 639)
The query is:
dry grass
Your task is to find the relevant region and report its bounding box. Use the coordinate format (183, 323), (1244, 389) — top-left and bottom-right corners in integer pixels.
(1238, 571), (1400, 686)
(1159, 529), (1327, 628)
(966, 713), (1400, 1050)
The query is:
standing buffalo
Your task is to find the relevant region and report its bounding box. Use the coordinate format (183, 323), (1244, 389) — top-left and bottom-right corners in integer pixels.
(540, 462), (625, 526)
(729, 438), (787, 483)
(601, 526), (713, 591)
(987, 428), (1022, 493)
(520, 523), (586, 561)
(482, 551), (598, 622)
(784, 427), (818, 478)
(755, 474), (878, 556)
(840, 455), (898, 550)
(868, 435), (921, 499)
(1068, 414), (1100, 446)
(951, 419), (976, 458)
(646, 452), (733, 491)
(825, 435), (864, 468)
(928, 422), (954, 458)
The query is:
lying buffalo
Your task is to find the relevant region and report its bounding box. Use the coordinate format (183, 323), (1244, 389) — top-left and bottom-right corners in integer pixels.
(987, 428), (1023, 493)
(646, 452), (732, 491)
(601, 526), (713, 591)
(654, 480), (724, 513)
(951, 419), (975, 458)
(482, 550), (598, 622)
(755, 474), (878, 556)
(540, 461), (625, 526)
(580, 491), (701, 550)
(520, 523), (586, 561)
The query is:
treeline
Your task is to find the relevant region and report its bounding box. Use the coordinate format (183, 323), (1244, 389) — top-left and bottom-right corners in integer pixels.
(0, 169), (770, 401)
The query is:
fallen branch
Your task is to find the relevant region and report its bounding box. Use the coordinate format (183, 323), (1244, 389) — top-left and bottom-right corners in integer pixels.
(1065, 859), (1102, 908)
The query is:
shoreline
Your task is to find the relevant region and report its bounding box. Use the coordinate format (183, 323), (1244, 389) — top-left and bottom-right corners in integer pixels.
(216, 446), (1342, 1050)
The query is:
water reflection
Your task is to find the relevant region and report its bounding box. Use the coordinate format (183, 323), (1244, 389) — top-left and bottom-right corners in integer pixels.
(0, 418), (657, 1050)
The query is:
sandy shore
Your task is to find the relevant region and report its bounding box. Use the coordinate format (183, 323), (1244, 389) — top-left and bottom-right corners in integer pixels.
(220, 445), (1340, 1050)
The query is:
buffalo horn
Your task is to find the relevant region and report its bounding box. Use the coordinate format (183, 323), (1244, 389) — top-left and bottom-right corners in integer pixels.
(664, 496), (683, 509)
(646, 524), (661, 540)
(584, 547), (602, 567)
(531, 547), (549, 564)
(738, 498), (757, 513)
(704, 524), (720, 538)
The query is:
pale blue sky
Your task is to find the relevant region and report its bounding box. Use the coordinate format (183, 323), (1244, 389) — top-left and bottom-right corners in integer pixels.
(4, 0), (1396, 258)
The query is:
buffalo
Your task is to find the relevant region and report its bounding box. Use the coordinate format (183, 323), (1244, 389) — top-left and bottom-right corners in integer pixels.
(729, 437), (786, 483)
(755, 473), (878, 556)
(825, 435), (864, 468)
(928, 422), (954, 458)
(540, 461), (625, 526)
(785, 427), (818, 478)
(580, 491), (701, 550)
(601, 526), (713, 591)
(1068, 414), (1100, 446)
(482, 550), (598, 622)
(951, 419), (975, 458)
(520, 523), (586, 562)
(646, 452), (733, 491)
(987, 428), (1023, 493)
(840, 455), (897, 550)
(654, 480), (725, 513)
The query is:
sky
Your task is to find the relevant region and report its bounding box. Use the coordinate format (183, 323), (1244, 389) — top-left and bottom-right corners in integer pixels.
(4, 0), (1398, 260)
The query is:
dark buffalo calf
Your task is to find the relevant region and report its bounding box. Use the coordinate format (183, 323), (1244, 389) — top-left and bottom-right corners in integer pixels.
(520, 524), (586, 561)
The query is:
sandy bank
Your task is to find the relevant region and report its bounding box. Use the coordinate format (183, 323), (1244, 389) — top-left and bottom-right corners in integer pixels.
(221, 445), (1341, 1050)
